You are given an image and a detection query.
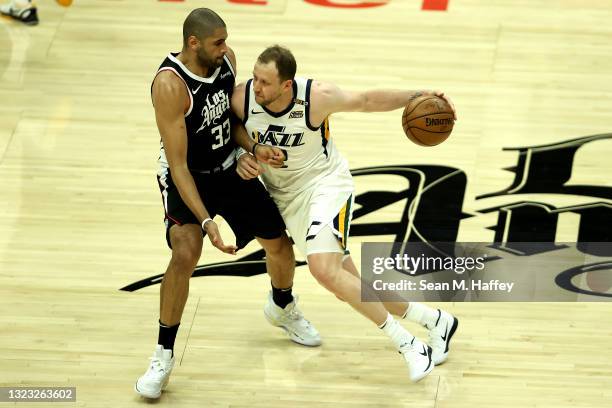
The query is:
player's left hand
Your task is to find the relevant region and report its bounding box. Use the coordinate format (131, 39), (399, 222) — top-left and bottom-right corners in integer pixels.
(204, 220), (237, 255)
(431, 90), (457, 120)
(237, 153), (262, 180)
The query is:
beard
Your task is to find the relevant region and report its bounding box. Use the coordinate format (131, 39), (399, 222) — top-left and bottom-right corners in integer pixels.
(196, 49), (223, 71)
(257, 96), (270, 107)
(256, 90), (282, 107)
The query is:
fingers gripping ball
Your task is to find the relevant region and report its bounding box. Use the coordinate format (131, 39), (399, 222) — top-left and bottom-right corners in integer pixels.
(402, 95), (454, 146)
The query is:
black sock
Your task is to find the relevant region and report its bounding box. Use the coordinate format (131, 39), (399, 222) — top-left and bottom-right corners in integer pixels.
(158, 320), (180, 356)
(271, 283), (293, 309)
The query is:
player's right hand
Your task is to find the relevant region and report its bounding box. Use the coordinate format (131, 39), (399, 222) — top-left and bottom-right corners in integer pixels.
(255, 145), (285, 168)
(431, 90), (457, 120)
(236, 154), (262, 180)
(204, 220), (237, 255)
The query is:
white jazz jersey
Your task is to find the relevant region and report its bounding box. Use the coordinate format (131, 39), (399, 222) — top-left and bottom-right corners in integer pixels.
(243, 77), (354, 255)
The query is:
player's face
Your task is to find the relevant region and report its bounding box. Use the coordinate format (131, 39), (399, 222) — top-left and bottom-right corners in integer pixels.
(195, 27), (228, 70)
(252, 61), (292, 107)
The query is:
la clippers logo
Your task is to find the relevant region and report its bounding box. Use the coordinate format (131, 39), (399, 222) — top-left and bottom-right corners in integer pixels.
(123, 134), (611, 297)
(197, 90), (230, 133)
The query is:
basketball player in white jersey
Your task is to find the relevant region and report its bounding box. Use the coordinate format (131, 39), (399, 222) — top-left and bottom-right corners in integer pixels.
(231, 45), (459, 382)
(135, 14), (320, 399)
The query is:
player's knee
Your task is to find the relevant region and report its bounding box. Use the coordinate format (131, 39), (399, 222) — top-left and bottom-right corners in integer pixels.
(170, 237), (202, 272)
(262, 234), (294, 261)
(170, 247), (200, 273)
(309, 264), (339, 292)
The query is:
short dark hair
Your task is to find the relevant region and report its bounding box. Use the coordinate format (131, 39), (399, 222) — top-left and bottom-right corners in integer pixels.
(182, 8), (226, 47)
(257, 45), (297, 82)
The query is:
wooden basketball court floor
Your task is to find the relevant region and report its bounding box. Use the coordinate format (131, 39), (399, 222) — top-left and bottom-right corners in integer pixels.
(1, 0), (611, 406)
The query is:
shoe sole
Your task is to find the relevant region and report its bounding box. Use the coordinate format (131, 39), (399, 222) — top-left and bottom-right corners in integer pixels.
(134, 382), (161, 399)
(433, 316), (459, 365)
(264, 310), (322, 347)
(134, 372), (171, 399)
(0, 14), (39, 25)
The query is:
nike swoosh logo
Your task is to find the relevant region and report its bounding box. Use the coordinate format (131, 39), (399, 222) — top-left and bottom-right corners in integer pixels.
(443, 318), (457, 353)
(423, 346), (432, 371)
(251, 109), (264, 114)
(289, 330), (304, 340)
(192, 84), (202, 94)
(418, 345), (428, 357)
(441, 323), (449, 342)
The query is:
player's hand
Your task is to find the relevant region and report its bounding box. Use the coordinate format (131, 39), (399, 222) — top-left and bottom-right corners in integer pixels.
(431, 90), (457, 120)
(203, 220), (237, 255)
(254, 144), (285, 168)
(236, 153), (262, 180)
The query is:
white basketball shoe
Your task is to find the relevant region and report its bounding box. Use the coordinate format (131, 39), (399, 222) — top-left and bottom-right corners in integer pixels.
(0, 0), (38, 25)
(428, 309), (459, 365)
(264, 292), (322, 347)
(399, 338), (434, 382)
(134, 345), (175, 399)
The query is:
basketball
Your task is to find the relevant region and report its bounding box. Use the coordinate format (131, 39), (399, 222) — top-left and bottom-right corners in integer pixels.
(402, 95), (454, 146)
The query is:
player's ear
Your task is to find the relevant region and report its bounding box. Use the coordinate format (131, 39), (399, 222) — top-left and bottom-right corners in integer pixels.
(281, 79), (293, 92)
(187, 35), (200, 50)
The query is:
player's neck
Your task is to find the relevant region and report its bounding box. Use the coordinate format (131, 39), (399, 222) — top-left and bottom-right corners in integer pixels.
(177, 52), (212, 78)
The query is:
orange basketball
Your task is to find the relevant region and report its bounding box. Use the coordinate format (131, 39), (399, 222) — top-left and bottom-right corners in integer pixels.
(56, 0), (73, 7)
(402, 95), (454, 146)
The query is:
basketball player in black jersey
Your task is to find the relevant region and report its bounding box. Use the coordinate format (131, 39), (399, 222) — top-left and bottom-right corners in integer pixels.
(135, 9), (321, 399)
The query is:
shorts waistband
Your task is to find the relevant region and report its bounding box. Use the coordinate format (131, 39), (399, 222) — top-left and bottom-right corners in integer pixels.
(190, 151), (236, 174)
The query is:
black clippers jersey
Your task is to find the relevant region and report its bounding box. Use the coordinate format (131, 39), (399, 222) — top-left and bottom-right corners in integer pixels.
(154, 53), (236, 173)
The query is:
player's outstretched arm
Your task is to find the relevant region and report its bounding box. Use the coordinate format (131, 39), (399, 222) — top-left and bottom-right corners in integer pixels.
(309, 81), (456, 126)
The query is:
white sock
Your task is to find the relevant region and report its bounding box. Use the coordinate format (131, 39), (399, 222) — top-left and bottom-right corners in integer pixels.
(379, 313), (415, 350)
(403, 302), (439, 329)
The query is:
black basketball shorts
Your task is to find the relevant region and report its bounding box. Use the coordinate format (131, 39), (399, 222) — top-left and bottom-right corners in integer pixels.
(156, 164), (285, 250)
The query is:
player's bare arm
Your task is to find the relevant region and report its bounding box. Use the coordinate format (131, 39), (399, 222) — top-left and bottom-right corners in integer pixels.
(231, 82), (259, 179)
(152, 71), (209, 222)
(308, 81), (456, 127)
(153, 71), (236, 254)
